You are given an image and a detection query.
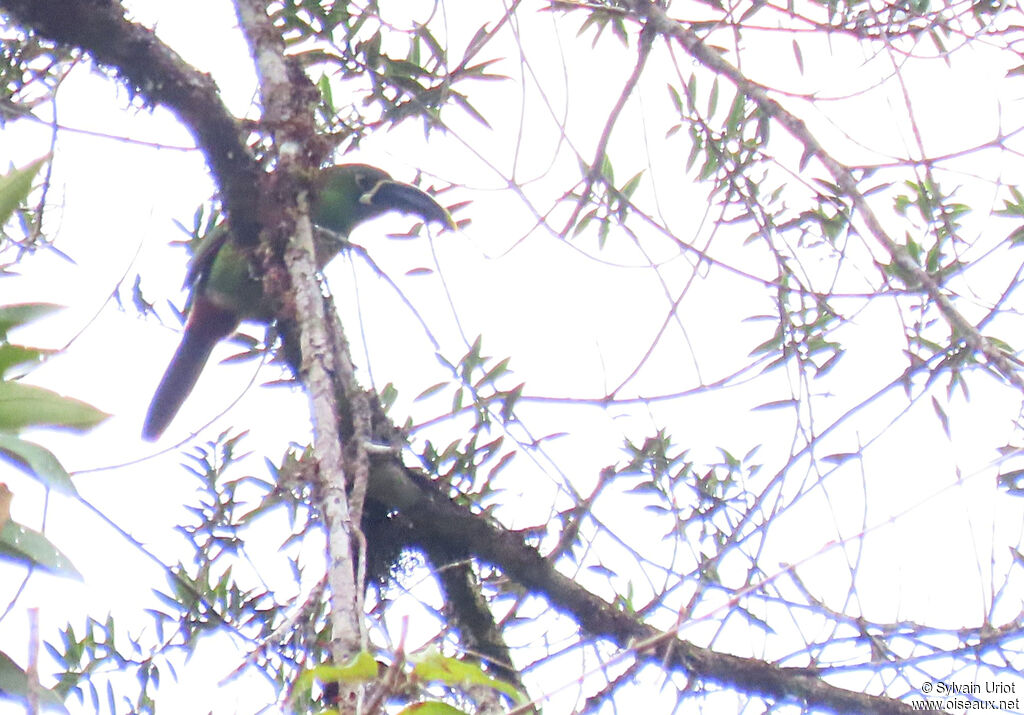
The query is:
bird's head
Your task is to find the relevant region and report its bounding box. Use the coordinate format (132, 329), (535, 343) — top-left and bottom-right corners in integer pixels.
(314, 163), (455, 236)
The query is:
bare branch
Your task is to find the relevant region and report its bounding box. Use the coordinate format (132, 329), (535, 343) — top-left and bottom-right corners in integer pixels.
(0, 0), (261, 247)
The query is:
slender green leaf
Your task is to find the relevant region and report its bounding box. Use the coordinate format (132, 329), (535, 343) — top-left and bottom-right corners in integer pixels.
(0, 157), (47, 227)
(0, 434), (77, 494)
(0, 520), (81, 579)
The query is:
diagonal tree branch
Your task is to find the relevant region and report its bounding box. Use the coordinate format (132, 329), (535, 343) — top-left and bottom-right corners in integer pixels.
(0, 0), (262, 249)
(4, 0), (366, 681)
(380, 461), (921, 714)
(624, 0), (1023, 388)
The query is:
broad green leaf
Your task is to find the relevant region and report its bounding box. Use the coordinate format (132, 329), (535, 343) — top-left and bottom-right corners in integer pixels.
(0, 303), (62, 339)
(0, 520), (81, 579)
(0, 434), (77, 494)
(412, 646), (525, 704)
(0, 344), (51, 379)
(0, 381), (108, 432)
(289, 651), (379, 706)
(0, 651), (69, 713)
(0, 157), (47, 227)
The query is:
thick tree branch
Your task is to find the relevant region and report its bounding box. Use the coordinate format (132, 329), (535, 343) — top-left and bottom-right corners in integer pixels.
(232, 0), (365, 682)
(370, 461), (920, 715)
(0, 0), (261, 249)
(3, 0), (368, 687)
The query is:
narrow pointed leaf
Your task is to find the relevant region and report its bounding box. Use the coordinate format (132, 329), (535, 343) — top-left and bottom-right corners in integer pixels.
(0, 434), (77, 494)
(0, 520), (81, 579)
(0, 157), (47, 227)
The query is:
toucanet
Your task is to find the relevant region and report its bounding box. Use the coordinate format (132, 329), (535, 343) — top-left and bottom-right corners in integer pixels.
(142, 163), (452, 440)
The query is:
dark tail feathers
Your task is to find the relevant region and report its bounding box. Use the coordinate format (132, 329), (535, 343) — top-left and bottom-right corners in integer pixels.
(142, 326), (219, 441)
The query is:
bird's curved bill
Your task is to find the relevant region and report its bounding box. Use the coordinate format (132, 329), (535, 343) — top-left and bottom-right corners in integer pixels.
(364, 180), (456, 230)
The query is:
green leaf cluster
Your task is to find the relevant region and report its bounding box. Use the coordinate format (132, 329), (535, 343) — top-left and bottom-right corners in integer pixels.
(0, 159), (106, 714)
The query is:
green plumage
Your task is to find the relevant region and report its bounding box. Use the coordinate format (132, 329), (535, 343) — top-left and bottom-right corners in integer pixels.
(142, 164), (452, 440)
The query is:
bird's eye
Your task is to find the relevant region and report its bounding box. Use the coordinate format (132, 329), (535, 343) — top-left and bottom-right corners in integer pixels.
(355, 172), (376, 193)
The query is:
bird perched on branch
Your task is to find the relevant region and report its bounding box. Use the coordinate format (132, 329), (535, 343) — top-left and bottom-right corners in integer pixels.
(142, 163), (453, 441)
